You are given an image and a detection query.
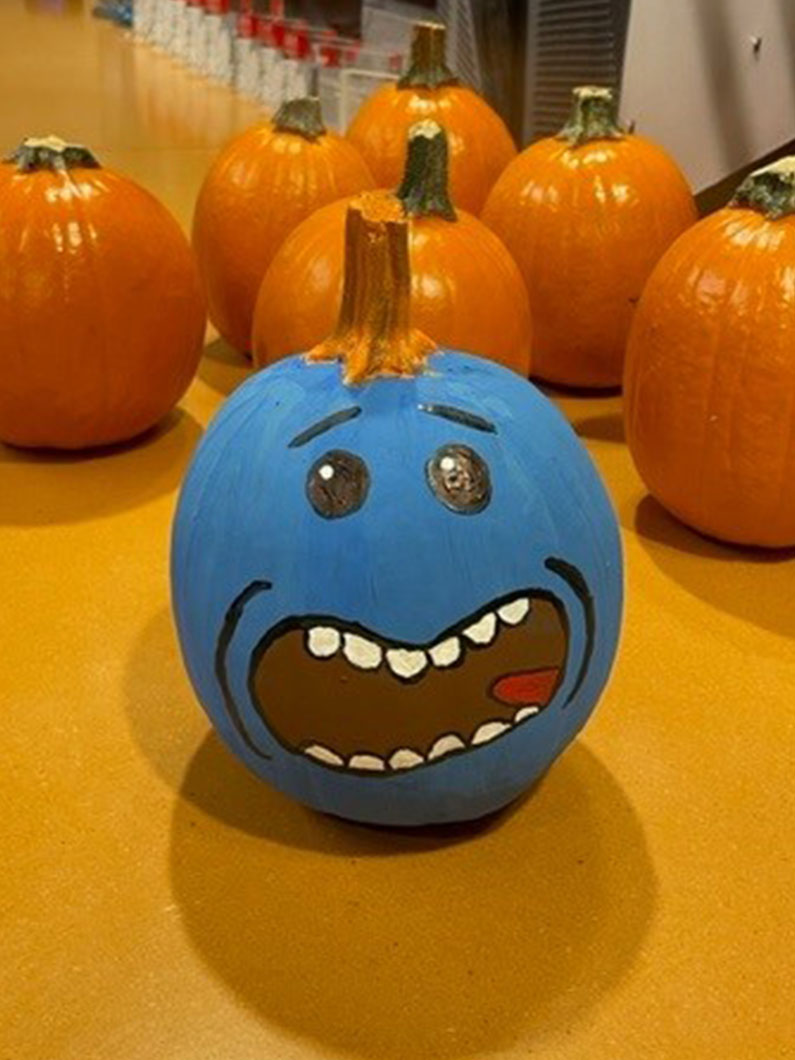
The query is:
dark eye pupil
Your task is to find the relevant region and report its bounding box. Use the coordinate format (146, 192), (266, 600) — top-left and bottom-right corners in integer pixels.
(427, 444), (491, 513)
(307, 450), (369, 518)
(444, 466), (469, 490)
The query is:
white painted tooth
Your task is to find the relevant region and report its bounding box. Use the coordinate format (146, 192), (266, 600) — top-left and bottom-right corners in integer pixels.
(389, 748), (425, 770)
(306, 626), (341, 658)
(429, 637), (461, 668)
(471, 720), (511, 746)
(428, 734), (466, 761)
(514, 705), (540, 724)
(348, 753), (386, 772)
(463, 613), (497, 645)
(385, 648), (428, 679)
(497, 598), (530, 626)
(304, 744), (344, 767)
(342, 633), (383, 670)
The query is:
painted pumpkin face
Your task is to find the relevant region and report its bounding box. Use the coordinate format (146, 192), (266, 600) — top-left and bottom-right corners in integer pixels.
(172, 353), (621, 825)
(171, 200), (622, 826)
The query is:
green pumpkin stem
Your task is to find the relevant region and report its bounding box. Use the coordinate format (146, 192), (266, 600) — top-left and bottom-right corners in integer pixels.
(307, 193), (436, 385)
(557, 86), (625, 147)
(397, 21), (459, 90)
(272, 96), (326, 141)
(730, 157), (795, 219)
(396, 120), (456, 221)
(5, 135), (100, 172)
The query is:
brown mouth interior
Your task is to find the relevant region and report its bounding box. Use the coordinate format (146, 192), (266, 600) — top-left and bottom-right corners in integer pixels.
(250, 598), (567, 766)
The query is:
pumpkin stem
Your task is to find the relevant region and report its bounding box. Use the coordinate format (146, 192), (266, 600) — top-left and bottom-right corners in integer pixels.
(396, 120), (457, 221)
(730, 157), (795, 219)
(272, 96), (326, 141)
(557, 86), (625, 147)
(5, 135), (100, 172)
(397, 21), (459, 90)
(307, 192), (436, 385)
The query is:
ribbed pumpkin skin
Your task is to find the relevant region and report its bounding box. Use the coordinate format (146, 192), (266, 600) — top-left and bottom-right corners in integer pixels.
(0, 163), (205, 449)
(624, 207), (795, 548)
(251, 197), (532, 375)
(192, 123), (374, 353)
(346, 84), (516, 215)
(482, 135), (697, 388)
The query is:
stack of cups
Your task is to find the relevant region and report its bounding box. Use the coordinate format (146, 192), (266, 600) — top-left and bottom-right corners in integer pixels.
(204, 0), (235, 84)
(234, 2), (260, 98)
(131, 0), (404, 130)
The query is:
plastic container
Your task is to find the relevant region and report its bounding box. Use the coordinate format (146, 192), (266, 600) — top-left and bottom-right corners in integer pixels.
(205, 0), (235, 84)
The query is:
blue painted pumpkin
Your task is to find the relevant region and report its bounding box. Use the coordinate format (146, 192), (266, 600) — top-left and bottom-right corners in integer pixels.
(171, 199), (622, 825)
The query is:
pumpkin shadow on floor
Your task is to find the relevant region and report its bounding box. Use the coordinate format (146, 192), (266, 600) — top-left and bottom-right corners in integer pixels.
(123, 607), (211, 793)
(543, 391), (625, 446)
(634, 495), (795, 638)
(0, 408), (202, 527)
(198, 337), (252, 397)
(538, 381), (622, 401)
(571, 410), (625, 445)
(170, 734), (655, 1060)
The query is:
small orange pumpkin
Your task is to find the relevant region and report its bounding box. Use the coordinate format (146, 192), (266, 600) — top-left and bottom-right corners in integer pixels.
(0, 137), (205, 450)
(192, 96), (374, 354)
(482, 86), (697, 388)
(624, 158), (795, 548)
(346, 21), (516, 215)
(252, 121), (532, 375)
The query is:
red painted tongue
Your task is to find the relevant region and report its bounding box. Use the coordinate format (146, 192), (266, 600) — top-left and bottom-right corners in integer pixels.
(491, 668), (560, 707)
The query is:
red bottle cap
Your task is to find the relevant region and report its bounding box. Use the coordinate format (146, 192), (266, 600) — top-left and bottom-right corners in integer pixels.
(257, 15), (276, 47)
(237, 10), (255, 37)
(283, 21), (311, 60)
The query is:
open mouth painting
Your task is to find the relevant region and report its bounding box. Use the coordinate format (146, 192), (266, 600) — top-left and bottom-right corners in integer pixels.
(172, 197), (621, 826)
(251, 589), (568, 772)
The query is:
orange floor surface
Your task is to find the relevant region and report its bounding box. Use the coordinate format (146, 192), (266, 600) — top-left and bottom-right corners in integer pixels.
(1, 5), (794, 1058)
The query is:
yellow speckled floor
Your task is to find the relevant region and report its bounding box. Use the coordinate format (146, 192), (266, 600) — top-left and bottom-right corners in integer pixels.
(1, 5), (794, 1058)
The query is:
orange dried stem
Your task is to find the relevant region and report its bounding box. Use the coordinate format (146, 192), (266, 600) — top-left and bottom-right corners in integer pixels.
(731, 157), (795, 219)
(398, 21), (458, 90)
(396, 120), (456, 221)
(272, 96), (325, 141)
(307, 193), (436, 385)
(5, 135), (100, 172)
(558, 86), (625, 147)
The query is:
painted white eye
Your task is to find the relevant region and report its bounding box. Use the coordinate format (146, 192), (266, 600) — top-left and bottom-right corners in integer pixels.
(427, 444), (492, 515)
(307, 450), (370, 519)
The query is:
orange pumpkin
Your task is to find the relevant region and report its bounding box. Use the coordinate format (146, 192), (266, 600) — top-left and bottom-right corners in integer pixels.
(252, 121), (532, 375)
(482, 86), (697, 389)
(624, 158), (795, 548)
(0, 137), (205, 450)
(346, 21), (516, 215)
(192, 96), (374, 354)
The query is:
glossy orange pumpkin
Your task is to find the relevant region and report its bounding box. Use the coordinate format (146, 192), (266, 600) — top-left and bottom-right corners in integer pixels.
(482, 86), (697, 388)
(193, 97), (374, 354)
(252, 121), (532, 375)
(624, 158), (795, 548)
(346, 21), (516, 215)
(0, 137), (205, 450)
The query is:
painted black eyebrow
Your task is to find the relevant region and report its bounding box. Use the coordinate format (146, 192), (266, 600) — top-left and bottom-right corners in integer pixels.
(288, 406), (362, 448)
(418, 403), (497, 433)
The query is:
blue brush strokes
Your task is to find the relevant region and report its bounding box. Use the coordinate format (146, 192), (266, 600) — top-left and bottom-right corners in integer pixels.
(171, 351), (623, 826)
